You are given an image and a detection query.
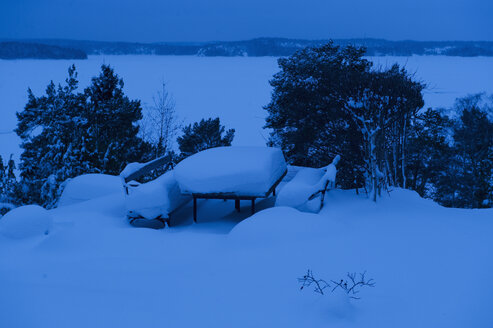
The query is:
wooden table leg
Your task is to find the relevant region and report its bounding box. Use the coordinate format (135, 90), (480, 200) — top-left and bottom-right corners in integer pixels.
(251, 199), (255, 214)
(235, 198), (240, 212)
(193, 197), (197, 223)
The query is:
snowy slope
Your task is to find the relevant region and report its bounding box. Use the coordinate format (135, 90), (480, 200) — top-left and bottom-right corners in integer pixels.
(0, 187), (492, 328)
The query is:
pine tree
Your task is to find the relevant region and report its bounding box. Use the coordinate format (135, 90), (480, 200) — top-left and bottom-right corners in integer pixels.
(15, 65), (151, 207)
(177, 117), (235, 159)
(84, 65), (152, 174)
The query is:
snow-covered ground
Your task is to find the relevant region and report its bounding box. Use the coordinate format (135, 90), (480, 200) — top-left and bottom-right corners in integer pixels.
(1, 56), (492, 326)
(0, 181), (492, 327)
(2, 55), (493, 161)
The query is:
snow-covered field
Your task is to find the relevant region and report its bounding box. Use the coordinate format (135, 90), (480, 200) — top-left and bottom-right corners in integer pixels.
(1, 55), (493, 160)
(1, 182), (492, 327)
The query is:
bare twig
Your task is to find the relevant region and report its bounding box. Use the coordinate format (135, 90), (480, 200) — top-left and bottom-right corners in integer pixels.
(330, 271), (375, 299)
(298, 270), (330, 295)
(299, 270), (375, 299)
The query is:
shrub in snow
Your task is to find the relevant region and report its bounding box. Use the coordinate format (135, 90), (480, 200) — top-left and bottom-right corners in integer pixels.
(58, 174), (124, 207)
(0, 203), (15, 217)
(0, 205), (52, 239)
(298, 270), (375, 300)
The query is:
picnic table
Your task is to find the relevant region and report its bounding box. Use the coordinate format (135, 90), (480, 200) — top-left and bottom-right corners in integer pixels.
(174, 146), (288, 222)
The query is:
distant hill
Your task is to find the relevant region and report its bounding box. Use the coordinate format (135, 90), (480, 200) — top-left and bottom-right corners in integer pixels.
(3, 38), (493, 58)
(0, 42), (87, 59)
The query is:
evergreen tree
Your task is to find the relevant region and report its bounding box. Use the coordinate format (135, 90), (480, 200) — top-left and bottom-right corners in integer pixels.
(0, 155), (18, 207)
(16, 66), (86, 206)
(0, 155), (6, 201)
(83, 65), (152, 174)
(177, 117), (235, 159)
(450, 105), (493, 208)
(15, 65), (151, 207)
(406, 108), (452, 198)
(413, 95), (493, 209)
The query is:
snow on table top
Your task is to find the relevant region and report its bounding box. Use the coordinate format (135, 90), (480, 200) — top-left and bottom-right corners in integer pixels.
(174, 146), (287, 196)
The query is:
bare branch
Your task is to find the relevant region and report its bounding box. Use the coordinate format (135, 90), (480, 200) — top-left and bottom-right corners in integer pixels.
(299, 270), (375, 300)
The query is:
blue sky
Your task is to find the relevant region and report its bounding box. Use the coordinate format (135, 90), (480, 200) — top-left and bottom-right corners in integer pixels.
(1, 0), (492, 42)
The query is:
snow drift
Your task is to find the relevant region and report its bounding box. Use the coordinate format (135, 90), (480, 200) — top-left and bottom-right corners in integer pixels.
(0, 205), (52, 239)
(58, 174), (124, 207)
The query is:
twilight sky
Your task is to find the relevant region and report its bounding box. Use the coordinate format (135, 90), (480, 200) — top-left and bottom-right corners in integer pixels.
(1, 0), (492, 42)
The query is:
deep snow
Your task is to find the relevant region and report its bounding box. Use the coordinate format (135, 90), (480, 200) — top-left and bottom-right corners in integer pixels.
(0, 184), (492, 327)
(1, 55), (493, 327)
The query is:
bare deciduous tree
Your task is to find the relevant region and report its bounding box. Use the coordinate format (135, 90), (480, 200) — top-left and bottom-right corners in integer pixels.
(141, 81), (180, 158)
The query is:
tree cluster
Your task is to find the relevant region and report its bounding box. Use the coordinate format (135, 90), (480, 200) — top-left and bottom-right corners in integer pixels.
(265, 42), (492, 207)
(15, 65), (152, 207)
(407, 95), (493, 208)
(13, 64), (236, 207)
(265, 42), (424, 201)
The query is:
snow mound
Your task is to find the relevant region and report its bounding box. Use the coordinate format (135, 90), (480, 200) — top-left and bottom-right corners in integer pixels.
(58, 174), (124, 207)
(229, 207), (324, 246)
(0, 205), (52, 239)
(126, 170), (191, 220)
(174, 146), (287, 196)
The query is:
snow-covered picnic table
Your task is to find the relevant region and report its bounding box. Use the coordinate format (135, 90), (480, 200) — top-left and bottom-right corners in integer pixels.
(174, 146), (288, 221)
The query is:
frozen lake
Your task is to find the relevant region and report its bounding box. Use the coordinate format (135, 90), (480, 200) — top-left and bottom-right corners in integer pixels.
(1, 55), (493, 161)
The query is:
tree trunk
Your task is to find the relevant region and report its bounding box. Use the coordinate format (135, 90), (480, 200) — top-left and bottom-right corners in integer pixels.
(401, 115), (407, 189)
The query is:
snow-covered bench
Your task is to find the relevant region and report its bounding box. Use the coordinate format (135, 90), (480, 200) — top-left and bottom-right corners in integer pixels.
(275, 155), (340, 212)
(174, 146), (288, 222)
(124, 170), (191, 229)
(121, 155), (189, 229)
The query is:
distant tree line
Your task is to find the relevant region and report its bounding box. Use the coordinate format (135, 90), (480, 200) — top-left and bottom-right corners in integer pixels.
(6, 38), (493, 58)
(265, 42), (493, 208)
(0, 42), (87, 60)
